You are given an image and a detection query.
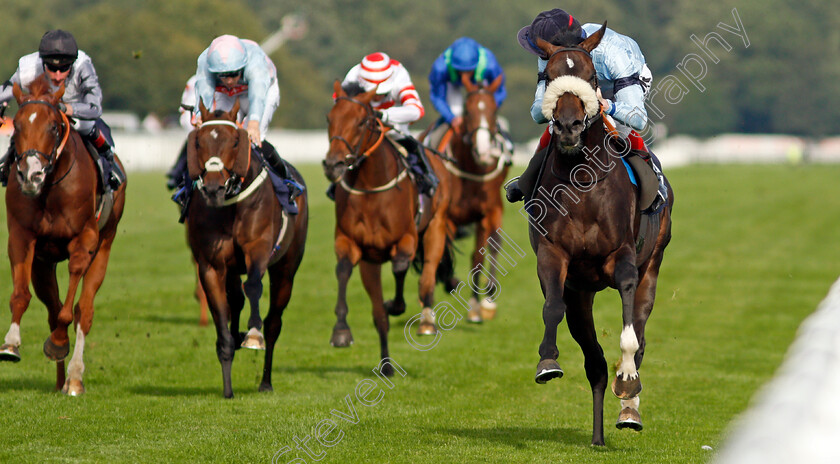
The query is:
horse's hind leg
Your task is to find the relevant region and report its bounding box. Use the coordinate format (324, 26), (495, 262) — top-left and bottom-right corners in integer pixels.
(241, 263), (267, 350)
(360, 261), (393, 376)
(385, 235), (415, 317)
(565, 289), (608, 446)
(260, 271), (294, 392)
(468, 211), (503, 323)
(31, 260), (65, 389)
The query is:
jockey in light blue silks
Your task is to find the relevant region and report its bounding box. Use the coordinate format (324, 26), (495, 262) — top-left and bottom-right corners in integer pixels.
(169, 34), (291, 193)
(0, 30), (124, 191)
(506, 9), (666, 211)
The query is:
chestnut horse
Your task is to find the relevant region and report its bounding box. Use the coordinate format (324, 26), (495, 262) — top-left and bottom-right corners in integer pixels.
(323, 81), (452, 375)
(0, 75), (126, 395)
(526, 25), (673, 445)
(185, 100), (308, 398)
(423, 73), (509, 323)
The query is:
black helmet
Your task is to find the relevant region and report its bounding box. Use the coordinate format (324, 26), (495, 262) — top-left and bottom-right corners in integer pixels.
(38, 30), (78, 66)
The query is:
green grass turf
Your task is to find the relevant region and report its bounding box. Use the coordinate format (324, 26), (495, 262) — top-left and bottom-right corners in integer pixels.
(0, 163), (838, 463)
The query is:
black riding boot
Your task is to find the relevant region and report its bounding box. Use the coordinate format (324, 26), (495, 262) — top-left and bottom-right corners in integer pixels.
(399, 137), (439, 196)
(259, 140), (289, 178)
(167, 141), (188, 190)
(505, 147), (547, 203)
(0, 140), (15, 187)
(84, 127), (125, 191)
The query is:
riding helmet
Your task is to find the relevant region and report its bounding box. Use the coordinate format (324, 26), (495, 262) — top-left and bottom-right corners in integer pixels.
(206, 35), (248, 74)
(38, 30), (79, 66)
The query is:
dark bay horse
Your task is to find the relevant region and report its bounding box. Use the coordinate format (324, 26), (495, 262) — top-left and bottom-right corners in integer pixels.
(323, 80), (452, 375)
(186, 100), (308, 398)
(423, 74), (509, 323)
(0, 75), (126, 395)
(526, 25), (674, 445)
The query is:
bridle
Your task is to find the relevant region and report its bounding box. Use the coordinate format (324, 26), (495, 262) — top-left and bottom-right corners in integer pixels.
(328, 96), (388, 171)
(194, 119), (248, 198)
(544, 47), (603, 133)
(14, 99), (71, 179)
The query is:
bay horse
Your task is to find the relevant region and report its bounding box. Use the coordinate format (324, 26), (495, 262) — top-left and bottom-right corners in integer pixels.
(323, 80), (452, 375)
(185, 100), (308, 398)
(423, 73), (509, 323)
(0, 75), (126, 395)
(526, 25), (674, 446)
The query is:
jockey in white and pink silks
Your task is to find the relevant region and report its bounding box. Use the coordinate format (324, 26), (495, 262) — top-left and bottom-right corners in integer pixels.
(326, 52), (438, 199)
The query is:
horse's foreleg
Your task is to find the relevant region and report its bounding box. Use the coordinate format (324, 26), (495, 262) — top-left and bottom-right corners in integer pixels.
(468, 210), (503, 322)
(360, 261), (392, 376)
(226, 273), (245, 347)
(1, 234), (35, 362)
(610, 249), (641, 399)
(241, 259), (267, 350)
(331, 236), (360, 348)
(45, 229), (97, 362)
(194, 261), (209, 326)
(417, 218), (450, 335)
(535, 249), (568, 384)
(199, 264), (236, 398)
(385, 235), (415, 317)
(565, 289), (608, 446)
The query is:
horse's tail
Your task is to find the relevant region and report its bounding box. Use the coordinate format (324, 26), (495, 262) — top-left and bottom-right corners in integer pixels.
(412, 233), (456, 287)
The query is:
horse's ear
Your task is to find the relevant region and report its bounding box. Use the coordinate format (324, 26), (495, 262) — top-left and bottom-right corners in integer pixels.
(186, 130), (201, 180)
(486, 74), (504, 93)
(54, 82), (65, 102)
(333, 79), (345, 98)
(12, 82), (24, 104)
(579, 21), (606, 53)
(198, 99), (211, 122)
(461, 72), (478, 93)
(230, 98), (240, 122)
(233, 129), (250, 177)
(535, 37), (560, 61)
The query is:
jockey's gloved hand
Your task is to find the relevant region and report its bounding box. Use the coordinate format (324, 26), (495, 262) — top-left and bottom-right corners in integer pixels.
(57, 102), (67, 113)
(375, 110), (388, 124)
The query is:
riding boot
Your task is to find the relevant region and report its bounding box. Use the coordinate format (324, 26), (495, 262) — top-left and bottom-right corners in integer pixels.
(399, 137), (439, 196)
(166, 141), (189, 190)
(259, 140), (289, 179)
(0, 140), (14, 187)
(505, 147), (547, 203)
(84, 126), (125, 191)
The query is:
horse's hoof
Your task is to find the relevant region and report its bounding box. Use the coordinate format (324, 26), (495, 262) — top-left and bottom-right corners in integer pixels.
(480, 299), (497, 321)
(611, 374), (642, 399)
(241, 329), (266, 350)
(467, 306), (483, 324)
(384, 299), (406, 316)
(535, 359), (564, 384)
(62, 379), (85, 396)
(43, 337), (69, 361)
(258, 382), (273, 393)
(330, 328), (354, 348)
(0, 344), (21, 362)
(616, 407), (643, 431)
(417, 308), (437, 335)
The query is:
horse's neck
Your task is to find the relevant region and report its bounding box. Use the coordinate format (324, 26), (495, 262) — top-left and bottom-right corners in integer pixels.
(352, 142), (401, 187)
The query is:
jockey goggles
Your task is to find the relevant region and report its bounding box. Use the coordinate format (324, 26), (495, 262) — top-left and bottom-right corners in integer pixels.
(216, 69), (243, 79)
(45, 62), (73, 73)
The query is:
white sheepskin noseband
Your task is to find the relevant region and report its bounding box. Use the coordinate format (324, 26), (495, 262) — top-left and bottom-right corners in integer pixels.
(541, 75), (600, 121)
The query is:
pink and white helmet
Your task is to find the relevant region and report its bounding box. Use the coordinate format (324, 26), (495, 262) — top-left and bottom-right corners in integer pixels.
(207, 35), (248, 74)
(358, 52), (396, 95)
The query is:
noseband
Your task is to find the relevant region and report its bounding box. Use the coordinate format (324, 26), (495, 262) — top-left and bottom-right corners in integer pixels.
(14, 99), (71, 176)
(328, 96), (388, 170)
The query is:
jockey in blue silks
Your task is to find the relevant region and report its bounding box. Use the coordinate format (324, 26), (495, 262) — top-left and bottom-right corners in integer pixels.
(427, 37), (513, 158)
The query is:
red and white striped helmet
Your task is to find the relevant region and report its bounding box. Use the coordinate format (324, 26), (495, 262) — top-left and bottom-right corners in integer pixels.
(358, 52), (396, 95)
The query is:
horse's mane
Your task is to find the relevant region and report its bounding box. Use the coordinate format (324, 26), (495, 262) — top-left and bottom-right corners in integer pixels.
(342, 82), (366, 97)
(27, 74), (52, 99)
